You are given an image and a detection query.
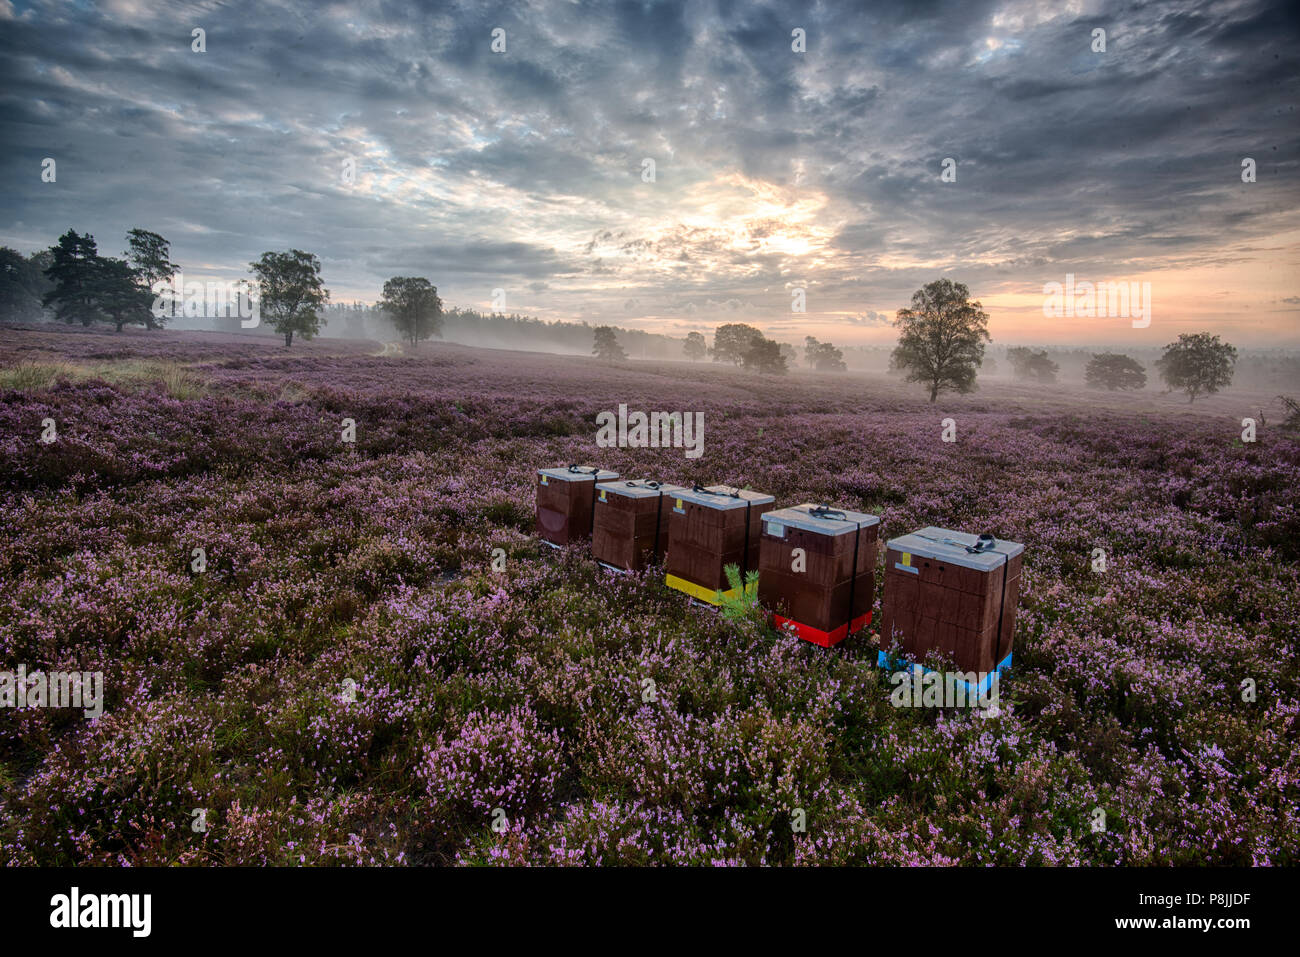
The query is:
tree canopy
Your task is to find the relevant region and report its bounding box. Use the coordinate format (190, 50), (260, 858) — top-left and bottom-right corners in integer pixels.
(804, 336), (847, 372)
(379, 276), (443, 347)
(1156, 333), (1236, 402)
(91, 256), (154, 332)
(1085, 353), (1146, 391)
(1007, 347), (1061, 384)
(712, 323), (762, 365)
(125, 229), (179, 329)
(742, 336), (787, 375)
(249, 249), (330, 347)
(42, 230), (103, 327)
(36, 228), (177, 332)
(890, 279), (990, 401)
(593, 325), (627, 363)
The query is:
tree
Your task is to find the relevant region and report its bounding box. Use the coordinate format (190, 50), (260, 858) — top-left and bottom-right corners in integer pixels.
(0, 248), (51, 323)
(712, 322), (763, 365)
(91, 256), (153, 332)
(249, 250), (329, 347)
(778, 342), (797, 367)
(28, 249), (54, 285)
(1085, 352), (1146, 391)
(742, 335), (787, 375)
(378, 276), (443, 347)
(40, 231), (157, 331)
(804, 336), (820, 367)
(42, 230), (103, 326)
(1007, 347), (1061, 383)
(593, 325), (627, 363)
(890, 279), (990, 401)
(683, 331), (707, 361)
(807, 338), (847, 372)
(124, 229), (178, 329)
(1156, 332), (1237, 402)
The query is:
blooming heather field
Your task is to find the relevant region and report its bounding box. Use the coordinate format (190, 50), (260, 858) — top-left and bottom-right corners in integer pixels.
(1, 325), (1297, 866)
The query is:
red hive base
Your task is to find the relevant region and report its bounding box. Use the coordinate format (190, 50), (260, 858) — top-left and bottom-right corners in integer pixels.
(772, 611), (872, 648)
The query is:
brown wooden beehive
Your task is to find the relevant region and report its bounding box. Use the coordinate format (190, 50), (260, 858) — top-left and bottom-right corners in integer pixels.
(757, 504), (880, 647)
(535, 465), (620, 547)
(663, 484), (774, 604)
(591, 479), (685, 572)
(878, 527), (1024, 676)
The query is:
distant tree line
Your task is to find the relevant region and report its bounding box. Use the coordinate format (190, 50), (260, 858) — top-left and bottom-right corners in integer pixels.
(589, 323), (853, 376)
(2, 227), (334, 346)
(885, 278), (1237, 402)
(0, 232), (1250, 389)
(5, 228), (178, 333)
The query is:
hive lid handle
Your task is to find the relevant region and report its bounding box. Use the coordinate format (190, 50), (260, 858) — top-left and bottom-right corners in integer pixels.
(915, 531), (1000, 555)
(809, 504), (847, 521)
(692, 481), (740, 498)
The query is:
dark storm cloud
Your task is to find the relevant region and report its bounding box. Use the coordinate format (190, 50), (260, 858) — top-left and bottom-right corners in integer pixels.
(0, 0), (1296, 340)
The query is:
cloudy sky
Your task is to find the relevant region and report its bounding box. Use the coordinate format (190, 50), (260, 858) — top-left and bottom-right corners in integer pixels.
(2, 0), (1297, 346)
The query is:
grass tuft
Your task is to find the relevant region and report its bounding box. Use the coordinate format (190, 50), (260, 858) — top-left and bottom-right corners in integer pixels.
(0, 357), (209, 398)
(0, 359), (80, 392)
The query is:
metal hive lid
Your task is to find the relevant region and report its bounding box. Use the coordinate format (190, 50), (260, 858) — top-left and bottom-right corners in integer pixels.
(596, 479), (687, 499)
(886, 526), (1024, 570)
(760, 503), (880, 535)
(671, 484), (775, 510)
(538, 465), (619, 482)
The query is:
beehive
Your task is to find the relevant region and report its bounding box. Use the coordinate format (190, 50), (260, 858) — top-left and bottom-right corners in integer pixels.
(592, 479), (685, 572)
(664, 484), (775, 604)
(878, 527), (1024, 677)
(757, 504), (879, 647)
(535, 465), (620, 547)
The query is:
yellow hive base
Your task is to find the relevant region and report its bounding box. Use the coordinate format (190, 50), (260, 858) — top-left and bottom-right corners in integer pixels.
(664, 573), (740, 606)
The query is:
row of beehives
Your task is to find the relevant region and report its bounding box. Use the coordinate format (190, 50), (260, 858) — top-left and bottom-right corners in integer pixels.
(536, 465), (1022, 677)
